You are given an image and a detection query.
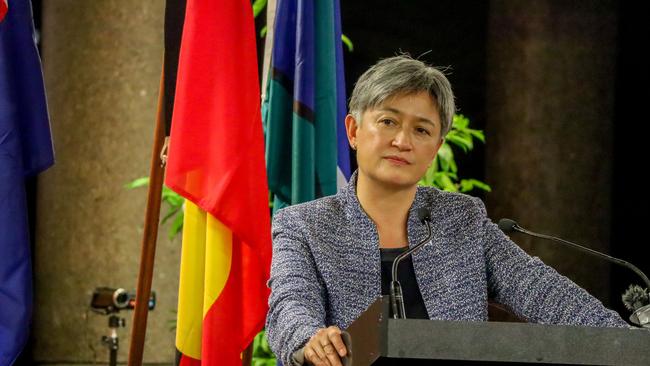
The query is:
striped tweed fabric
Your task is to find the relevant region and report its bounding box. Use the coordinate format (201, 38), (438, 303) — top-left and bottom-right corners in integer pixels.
(266, 171), (627, 366)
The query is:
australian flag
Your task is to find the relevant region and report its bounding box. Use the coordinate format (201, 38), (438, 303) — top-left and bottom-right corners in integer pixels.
(0, 0), (54, 364)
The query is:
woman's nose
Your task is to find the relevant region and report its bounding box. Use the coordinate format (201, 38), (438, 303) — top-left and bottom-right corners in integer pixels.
(391, 129), (413, 150)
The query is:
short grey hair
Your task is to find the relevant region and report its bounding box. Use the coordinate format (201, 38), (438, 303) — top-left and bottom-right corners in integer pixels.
(348, 55), (456, 137)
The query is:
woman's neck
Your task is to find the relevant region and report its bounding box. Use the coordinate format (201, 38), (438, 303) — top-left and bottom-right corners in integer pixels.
(356, 172), (417, 248)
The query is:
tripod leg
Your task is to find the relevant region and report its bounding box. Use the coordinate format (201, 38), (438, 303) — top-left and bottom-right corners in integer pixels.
(110, 344), (118, 366)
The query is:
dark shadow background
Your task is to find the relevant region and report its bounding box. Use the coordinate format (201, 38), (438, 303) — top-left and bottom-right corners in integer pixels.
(611, 0), (650, 318)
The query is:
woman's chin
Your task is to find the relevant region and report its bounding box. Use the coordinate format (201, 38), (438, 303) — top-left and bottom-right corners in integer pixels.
(373, 170), (421, 189)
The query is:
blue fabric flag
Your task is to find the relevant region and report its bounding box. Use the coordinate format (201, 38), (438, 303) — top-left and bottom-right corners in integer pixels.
(0, 0), (54, 364)
(264, 0), (350, 212)
(332, 0), (351, 184)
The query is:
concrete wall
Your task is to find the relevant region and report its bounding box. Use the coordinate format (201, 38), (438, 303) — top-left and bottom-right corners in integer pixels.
(485, 0), (618, 302)
(34, 1), (179, 364)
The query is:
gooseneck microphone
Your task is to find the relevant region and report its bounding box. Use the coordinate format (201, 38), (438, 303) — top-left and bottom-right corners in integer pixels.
(498, 218), (650, 292)
(390, 208), (432, 319)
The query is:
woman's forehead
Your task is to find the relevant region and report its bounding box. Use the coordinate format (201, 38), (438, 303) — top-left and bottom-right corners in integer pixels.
(366, 91), (440, 119)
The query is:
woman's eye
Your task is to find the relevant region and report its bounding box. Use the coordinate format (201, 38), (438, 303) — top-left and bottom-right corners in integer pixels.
(380, 119), (395, 126)
(416, 127), (431, 136)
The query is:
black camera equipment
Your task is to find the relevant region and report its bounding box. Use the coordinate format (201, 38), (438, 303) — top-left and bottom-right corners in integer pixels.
(90, 287), (156, 366)
(91, 287), (156, 314)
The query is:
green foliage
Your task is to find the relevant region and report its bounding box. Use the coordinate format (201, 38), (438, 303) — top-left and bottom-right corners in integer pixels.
(125, 178), (185, 240)
(252, 0), (267, 18)
(341, 34), (354, 52)
(252, 330), (277, 366)
(168, 309), (178, 332)
(418, 114), (491, 193)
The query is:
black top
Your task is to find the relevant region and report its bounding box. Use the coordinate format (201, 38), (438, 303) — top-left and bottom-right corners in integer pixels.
(380, 247), (429, 319)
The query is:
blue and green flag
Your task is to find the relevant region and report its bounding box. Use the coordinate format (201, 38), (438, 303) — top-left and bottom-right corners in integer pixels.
(264, 0), (350, 211)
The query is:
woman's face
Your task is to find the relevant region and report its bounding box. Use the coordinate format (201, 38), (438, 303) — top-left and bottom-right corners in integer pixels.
(346, 91), (444, 189)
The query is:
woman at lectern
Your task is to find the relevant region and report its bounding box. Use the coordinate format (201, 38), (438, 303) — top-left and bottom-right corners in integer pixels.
(265, 55), (628, 366)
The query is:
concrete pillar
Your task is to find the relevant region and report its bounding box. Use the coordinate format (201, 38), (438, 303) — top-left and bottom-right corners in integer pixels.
(34, 1), (178, 364)
(485, 0), (617, 303)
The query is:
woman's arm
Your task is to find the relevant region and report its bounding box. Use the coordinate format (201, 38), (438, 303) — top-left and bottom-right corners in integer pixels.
(473, 197), (628, 327)
(266, 207), (329, 365)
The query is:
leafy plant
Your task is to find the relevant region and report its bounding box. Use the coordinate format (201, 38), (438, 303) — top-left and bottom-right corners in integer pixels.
(251, 330), (277, 366)
(418, 114), (490, 193)
(252, 0), (267, 18)
(124, 178), (184, 240)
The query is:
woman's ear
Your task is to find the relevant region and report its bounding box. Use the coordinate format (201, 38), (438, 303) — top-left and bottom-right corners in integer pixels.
(345, 114), (359, 150)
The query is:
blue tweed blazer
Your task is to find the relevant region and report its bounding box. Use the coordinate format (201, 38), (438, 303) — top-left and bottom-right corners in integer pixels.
(266, 172), (627, 365)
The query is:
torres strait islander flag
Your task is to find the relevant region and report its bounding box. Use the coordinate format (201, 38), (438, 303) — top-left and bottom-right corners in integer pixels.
(264, 0), (351, 212)
(164, 1), (271, 366)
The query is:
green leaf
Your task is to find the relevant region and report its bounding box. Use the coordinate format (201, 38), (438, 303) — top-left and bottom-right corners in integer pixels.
(341, 34), (354, 52)
(163, 194), (184, 208)
(419, 161), (438, 186)
(445, 134), (473, 152)
(452, 114), (469, 128)
(252, 0), (267, 18)
(436, 144), (457, 173)
(260, 25), (267, 38)
(459, 179), (491, 193)
(161, 205), (181, 225)
(437, 173), (458, 192)
(437, 143), (454, 164)
(125, 177), (150, 189)
(252, 330), (276, 366)
(468, 129), (485, 142)
(410, 113), (489, 194)
(168, 212), (184, 240)
(161, 187), (184, 207)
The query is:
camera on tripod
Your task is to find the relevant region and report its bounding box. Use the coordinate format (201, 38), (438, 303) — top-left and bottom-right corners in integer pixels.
(90, 287), (156, 314)
(90, 287), (156, 366)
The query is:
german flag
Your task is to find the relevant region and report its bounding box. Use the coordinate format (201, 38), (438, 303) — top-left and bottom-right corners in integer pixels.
(163, 1), (272, 365)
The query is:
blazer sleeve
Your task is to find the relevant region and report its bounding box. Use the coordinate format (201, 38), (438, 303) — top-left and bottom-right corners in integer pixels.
(265, 207), (327, 366)
(473, 197), (628, 327)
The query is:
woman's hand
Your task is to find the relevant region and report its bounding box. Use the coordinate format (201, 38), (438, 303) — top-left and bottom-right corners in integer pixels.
(304, 326), (348, 366)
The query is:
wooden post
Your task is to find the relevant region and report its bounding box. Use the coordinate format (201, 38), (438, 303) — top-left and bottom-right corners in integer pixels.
(243, 342), (254, 366)
(127, 72), (166, 366)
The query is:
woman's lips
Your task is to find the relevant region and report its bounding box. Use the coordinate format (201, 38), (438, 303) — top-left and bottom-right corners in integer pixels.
(384, 155), (410, 165)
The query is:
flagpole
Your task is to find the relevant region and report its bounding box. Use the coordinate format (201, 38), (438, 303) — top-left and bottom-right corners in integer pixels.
(127, 70), (167, 366)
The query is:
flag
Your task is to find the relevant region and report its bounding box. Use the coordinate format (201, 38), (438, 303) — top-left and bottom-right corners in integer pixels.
(0, 1), (7, 23)
(0, 0), (54, 364)
(263, 0), (350, 211)
(164, 0), (272, 365)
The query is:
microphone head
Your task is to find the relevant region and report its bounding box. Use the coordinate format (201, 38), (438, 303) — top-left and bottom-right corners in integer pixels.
(498, 218), (519, 233)
(622, 284), (650, 311)
(417, 208), (431, 224)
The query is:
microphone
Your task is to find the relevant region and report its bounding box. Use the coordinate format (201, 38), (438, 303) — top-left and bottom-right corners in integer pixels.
(622, 285), (650, 328)
(390, 208), (432, 319)
(498, 218), (650, 290)
(499, 218), (650, 327)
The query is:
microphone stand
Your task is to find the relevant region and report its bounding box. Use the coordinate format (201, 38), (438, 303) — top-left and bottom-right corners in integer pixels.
(508, 222), (650, 290)
(390, 212), (432, 319)
(500, 218), (650, 327)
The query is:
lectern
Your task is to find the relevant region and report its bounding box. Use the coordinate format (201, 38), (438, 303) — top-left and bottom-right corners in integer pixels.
(342, 296), (650, 365)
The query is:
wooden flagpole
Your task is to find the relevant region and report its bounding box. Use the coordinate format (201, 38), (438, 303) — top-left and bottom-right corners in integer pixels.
(127, 70), (167, 366)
